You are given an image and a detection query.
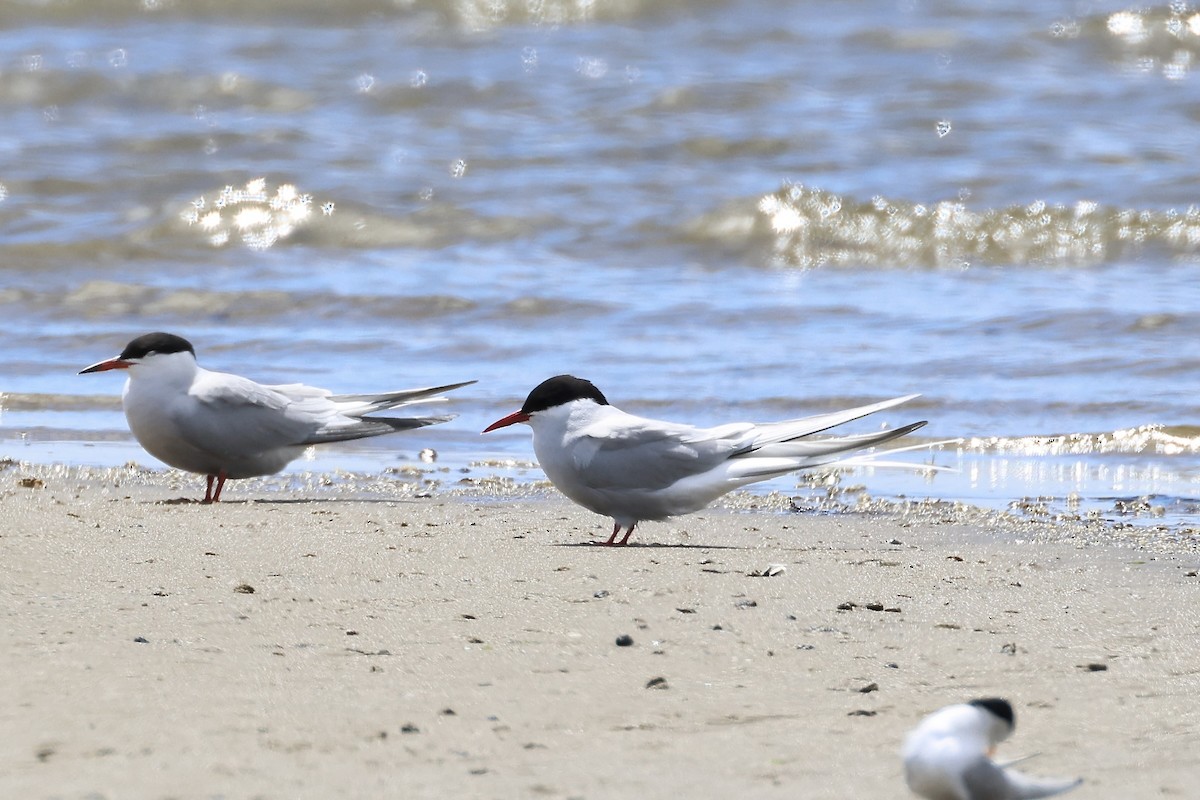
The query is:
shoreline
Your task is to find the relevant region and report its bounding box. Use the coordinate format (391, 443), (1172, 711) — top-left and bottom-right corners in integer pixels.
(4, 455), (1197, 553)
(2, 464), (1198, 798)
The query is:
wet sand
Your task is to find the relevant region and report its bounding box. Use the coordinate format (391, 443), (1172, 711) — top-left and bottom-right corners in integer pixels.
(2, 465), (1198, 799)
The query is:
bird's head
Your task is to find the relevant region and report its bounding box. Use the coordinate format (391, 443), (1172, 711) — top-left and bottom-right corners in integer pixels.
(968, 697), (1016, 749)
(483, 374), (608, 432)
(80, 332), (198, 378)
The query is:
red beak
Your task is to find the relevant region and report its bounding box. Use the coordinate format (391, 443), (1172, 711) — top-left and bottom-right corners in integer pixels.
(79, 357), (131, 374)
(483, 410), (530, 433)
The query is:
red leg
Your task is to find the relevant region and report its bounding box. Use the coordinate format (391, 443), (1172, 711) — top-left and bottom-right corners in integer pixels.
(203, 475), (215, 503)
(599, 522), (620, 546)
(615, 524), (636, 546)
(211, 470), (228, 502)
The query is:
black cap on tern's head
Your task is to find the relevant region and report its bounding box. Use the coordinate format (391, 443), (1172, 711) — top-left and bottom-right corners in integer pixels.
(118, 332), (195, 361)
(80, 331), (197, 374)
(968, 698), (1015, 730)
(520, 374), (608, 414)
(482, 375), (609, 433)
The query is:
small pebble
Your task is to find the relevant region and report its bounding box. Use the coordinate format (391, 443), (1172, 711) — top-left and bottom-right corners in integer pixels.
(234, 583), (255, 594)
(594, 590), (610, 599)
(401, 723), (420, 733)
(133, 636), (149, 644)
(1082, 662), (1108, 672)
(645, 676), (668, 689)
(858, 682), (879, 694)
(615, 634), (634, 647)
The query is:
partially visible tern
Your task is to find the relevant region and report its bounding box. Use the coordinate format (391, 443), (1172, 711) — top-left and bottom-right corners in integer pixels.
(903, 698), (1083, 800)
(483, 374), (936, 545)
(81, 331), (474, 502)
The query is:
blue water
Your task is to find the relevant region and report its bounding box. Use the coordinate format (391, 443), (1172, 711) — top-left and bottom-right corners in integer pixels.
(1, 0), (1198, 535)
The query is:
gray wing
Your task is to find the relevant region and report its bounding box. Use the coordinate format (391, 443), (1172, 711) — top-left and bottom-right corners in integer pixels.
(963, 759), (1082, 800)
(961, 757), (1018, 800)
(566, 395), (924, 493)
(175, 374), (327, 456)
(733, 420), (927, 470)
(736, 394), (920, 452)
(297, 413), (455, 444)
(572, 419), (757, 492)
(181, 373), (463, 453)
(328, 380), (476, 412)
(997, 766), (1082, 800)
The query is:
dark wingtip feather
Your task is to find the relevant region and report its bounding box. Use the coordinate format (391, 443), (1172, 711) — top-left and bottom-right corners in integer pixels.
(332, 380), (476, 408)
(300, 415), (456, 445)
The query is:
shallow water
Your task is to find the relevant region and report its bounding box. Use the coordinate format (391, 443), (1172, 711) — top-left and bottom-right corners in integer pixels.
(1, 0), (1198, 537)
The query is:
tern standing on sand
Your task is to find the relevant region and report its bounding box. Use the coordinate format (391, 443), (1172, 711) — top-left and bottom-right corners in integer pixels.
(81, 332), (474, 502)
(484, 374), (932, 545)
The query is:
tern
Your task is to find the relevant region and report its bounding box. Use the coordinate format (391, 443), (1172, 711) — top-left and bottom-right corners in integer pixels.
(903, 698), (1083, 800)
(483, 374), (934, 545)
(81, 332), (474, 502)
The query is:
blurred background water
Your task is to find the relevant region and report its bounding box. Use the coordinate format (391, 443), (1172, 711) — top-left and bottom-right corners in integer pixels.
(1, 0), (1198, 534)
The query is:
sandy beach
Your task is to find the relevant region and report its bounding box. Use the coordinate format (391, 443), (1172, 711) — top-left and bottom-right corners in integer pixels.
(2, 463), (1198, 799)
